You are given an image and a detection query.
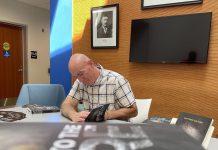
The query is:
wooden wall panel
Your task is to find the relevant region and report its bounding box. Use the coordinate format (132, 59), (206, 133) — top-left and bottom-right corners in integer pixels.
(73, 0), (218, 137)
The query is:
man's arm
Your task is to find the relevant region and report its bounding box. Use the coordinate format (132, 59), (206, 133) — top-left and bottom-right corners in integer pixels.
(61, 97), (89, 122)
(105, 103), (138, 121)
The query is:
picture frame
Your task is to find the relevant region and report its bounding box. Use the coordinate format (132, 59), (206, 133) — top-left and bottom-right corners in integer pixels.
(91, 4), (119, 49)
(141, 0), (203, 9)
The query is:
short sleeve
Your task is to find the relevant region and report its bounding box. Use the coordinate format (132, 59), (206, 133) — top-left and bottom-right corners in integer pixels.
(114, 77), (135, 107)
(68, 79), (81, 101)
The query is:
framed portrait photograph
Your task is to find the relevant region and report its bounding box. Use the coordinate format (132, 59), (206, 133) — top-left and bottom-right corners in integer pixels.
(91, 4), (119, 49)
(141, 0), (203, 9)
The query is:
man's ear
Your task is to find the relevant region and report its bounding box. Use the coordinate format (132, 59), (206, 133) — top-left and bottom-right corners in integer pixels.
(87, 59), (95, 67)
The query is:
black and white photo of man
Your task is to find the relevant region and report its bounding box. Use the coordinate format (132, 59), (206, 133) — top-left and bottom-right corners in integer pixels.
(91, 4), (118, 48)
(97, 11), (113, 38)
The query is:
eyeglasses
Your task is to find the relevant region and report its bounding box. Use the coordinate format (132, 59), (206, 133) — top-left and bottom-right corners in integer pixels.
(73, 68), (87, 78)
(72, 64), (95, 78)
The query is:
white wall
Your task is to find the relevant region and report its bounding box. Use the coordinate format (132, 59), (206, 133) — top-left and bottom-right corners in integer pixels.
(0, 0), (50, 83)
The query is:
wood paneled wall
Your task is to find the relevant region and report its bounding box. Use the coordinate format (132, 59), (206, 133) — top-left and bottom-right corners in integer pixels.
(73, 0), (218, 136)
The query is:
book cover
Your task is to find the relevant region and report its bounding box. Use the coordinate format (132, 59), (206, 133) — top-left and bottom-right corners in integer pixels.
(85, 104), (109, 122)
(175, 112), (213, 144)
(0, 122), (205, 150)
(23, 104), (60, 114)
(0, 111), (26, 122)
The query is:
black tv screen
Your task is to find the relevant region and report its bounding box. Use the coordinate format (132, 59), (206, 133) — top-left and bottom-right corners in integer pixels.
(129, 12), (212, 64)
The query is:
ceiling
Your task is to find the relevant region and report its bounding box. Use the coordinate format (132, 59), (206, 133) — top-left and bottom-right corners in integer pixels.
(16, 0), (50, 10)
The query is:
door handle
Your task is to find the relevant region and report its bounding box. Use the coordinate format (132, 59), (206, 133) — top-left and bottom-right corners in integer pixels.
(18, 68), (23, 72)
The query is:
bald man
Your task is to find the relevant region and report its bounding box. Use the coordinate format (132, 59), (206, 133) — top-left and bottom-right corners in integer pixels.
(61, 53), (137, 122)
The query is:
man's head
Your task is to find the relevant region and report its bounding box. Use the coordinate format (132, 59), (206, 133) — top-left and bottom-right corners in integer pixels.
(68, 53), (100, 85)
(101, 15), (109, 27)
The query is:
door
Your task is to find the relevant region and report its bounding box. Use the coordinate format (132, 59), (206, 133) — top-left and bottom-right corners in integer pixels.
(0, 23), (23, 103)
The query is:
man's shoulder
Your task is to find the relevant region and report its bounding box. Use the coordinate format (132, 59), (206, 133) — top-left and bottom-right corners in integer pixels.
(102, 69), (126, 81)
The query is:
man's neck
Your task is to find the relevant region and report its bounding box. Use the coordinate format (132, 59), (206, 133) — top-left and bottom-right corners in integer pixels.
(93, 66), (101, 83)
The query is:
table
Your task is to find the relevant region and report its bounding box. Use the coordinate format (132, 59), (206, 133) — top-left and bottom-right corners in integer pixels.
(0, 107), (128, 123)
(0, 107), (217, 150)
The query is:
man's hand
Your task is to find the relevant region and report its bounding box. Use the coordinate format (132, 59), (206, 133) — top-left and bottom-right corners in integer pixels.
(69, 111), (90, 122)
(104, 111), (109, 120)
(61, 97), (90, 122)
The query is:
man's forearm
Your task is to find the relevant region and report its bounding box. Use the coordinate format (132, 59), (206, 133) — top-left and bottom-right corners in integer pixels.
(61, 103), (76, 119)
(61, 99), (90, 122)
(60, 98), (78, 119)
(106, 104), (137, 121)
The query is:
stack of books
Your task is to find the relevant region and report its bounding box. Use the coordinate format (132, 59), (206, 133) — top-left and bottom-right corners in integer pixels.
(23, 104), (60, 114)
(144, 112), (214, 149)
(175, 112), (214, 149)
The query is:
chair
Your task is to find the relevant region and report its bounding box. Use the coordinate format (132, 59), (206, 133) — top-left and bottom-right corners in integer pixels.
(129, 98), (152, 123)
(16, 84), (66, 107)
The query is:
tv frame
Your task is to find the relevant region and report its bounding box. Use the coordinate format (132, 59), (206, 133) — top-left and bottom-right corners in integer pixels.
(129, 12), (212, 64)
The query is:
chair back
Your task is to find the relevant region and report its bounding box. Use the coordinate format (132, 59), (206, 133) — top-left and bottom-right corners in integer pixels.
(129, 98), (152, 123)
(16, 84), (66, 107)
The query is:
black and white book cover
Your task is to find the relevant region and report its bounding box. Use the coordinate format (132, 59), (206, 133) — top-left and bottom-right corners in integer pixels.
(175, 112), (213, 144)
(0, 122), (205, 150)
(0, 111), (26, 122)
(23, 104), (60, 114)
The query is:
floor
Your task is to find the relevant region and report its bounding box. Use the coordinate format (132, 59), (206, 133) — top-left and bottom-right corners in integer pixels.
(0, 97), (17, 107)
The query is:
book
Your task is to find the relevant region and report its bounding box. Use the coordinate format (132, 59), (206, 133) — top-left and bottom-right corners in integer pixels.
(144, 116), (172, 124)
(0, 122), (206, 150)
(170, 117), (178, 124)
(175, 112), (214, 145)
(0, 111), (26, 122)
(202, 125), (214, 149)
(23, 104), (60, 114)
(85, 104), (109, 122)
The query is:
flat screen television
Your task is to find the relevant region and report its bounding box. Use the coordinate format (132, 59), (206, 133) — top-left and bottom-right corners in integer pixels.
(129, 12), (212, 64)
